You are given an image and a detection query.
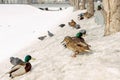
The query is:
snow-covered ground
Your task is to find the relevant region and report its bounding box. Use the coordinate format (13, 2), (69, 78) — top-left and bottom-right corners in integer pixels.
(0, 4), (73, 62)
(1, 4), (120, 80)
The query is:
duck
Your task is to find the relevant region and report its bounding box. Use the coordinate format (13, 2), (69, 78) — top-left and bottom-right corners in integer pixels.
(78, 13), (84, 20)
(68, 19), (76, 28)
(75, 31), (91, 48)
(61, 36), (91, 57)
(75, 24), (80, 29)
(9, 55), (33, 78)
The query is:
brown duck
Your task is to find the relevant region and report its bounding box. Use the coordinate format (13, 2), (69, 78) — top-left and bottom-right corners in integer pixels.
(62, 36), (91, 57)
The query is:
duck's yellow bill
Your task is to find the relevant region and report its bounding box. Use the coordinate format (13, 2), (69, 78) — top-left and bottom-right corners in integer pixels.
(31, 58), (36, 60)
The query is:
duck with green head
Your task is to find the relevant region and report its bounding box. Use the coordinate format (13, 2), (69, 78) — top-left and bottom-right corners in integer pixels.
(76, 32), (83, 38)
(9, 55), (33, 78)
(76, 29), (86, 38)
(75, 30), (91, 49)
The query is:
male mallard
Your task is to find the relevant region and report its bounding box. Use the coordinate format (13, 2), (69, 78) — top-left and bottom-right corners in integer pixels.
(9, 55), (32, 78)
(75, 31), (91, 48)
(75, 32), (85, 43)
(76, 29), (86, 38)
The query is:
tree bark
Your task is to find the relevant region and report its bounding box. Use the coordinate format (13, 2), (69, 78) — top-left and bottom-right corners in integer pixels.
(87, 0), (94, 17)
(79, 0), (86, 10)
(103, 0), (120, 36)
(69, 0), (80, 10)
(75, 0), (80, 10)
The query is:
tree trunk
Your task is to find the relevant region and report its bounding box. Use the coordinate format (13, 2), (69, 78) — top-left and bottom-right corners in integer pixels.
(86, 0), (94, 17)
(69, 0), (80, 10)
(79, 0), (86, 10)
(75, 0), (80, 10)
(69, 0), (75, 6)
(103, 0), (120, 36)
(0, 0), (3, 3)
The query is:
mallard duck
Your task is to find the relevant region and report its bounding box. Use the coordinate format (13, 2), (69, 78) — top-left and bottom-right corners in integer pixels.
(75, 24), (80, 29)
(78, 13), (84, 20)
(9, 55), (32, 78)
(75, 31), (91, 48)
(68, 19), (76, 27)
(75, 32), (85, 41)
(62, 36), (91, 57)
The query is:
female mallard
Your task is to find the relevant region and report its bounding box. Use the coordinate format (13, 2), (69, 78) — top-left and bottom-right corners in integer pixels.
(9, 55), (32, 78)
(62, 36), (90, 57)
(68, 19), (76, 27)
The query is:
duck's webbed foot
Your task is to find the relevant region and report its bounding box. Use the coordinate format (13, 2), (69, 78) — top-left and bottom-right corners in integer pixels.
(9, 73), (13, 79)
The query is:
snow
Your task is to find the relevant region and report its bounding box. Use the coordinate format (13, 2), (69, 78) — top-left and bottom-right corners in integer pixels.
(1, 4), (120, 80)
(0, 4), (73, 62)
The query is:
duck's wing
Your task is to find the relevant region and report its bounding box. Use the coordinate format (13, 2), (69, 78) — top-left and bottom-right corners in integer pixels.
(72, 37), (90, 47)
(10, 57), (24, 66)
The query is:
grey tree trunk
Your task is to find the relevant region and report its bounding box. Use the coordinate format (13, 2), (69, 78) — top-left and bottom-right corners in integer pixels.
(0, 0), (4, 3)
(103, 0), (120, 36)
(37, 0), (44, 4)
(75, 0), (80, 10)
(86, 0), (94, 17)
(79, 0), (86, 10)
(69, 0), (80, 10)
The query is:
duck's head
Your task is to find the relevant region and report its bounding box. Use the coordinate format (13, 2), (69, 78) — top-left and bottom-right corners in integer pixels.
(76, 32), (83, 38)
(24, 55), (32, 62)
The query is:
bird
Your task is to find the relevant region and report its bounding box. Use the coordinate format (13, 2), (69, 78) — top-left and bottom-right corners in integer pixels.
(38, 35), (47, 40)
(75, 31), (90, 49)
(75, 24), (80, 29)
(47, 31), (54, 37)
(68, 19), (76, 27)
(59, 24), (65, 28)
(9, 55), (33, 78)
(61, 36), (91, 57)
(78, 13), (84, 20)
